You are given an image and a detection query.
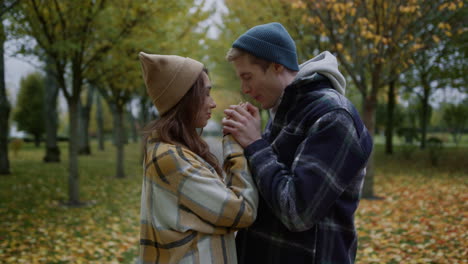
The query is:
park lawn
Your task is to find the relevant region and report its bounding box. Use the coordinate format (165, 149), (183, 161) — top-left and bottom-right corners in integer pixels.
(1, 141), (467, 263)
(356, 145), (467, 263)
(0, 141), (143, 264)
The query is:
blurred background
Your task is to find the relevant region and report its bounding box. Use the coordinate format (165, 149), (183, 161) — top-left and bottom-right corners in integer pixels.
(1, 0), (466, 263)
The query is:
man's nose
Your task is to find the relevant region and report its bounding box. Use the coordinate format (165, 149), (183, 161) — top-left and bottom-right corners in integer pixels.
(241, 83), (251, 94)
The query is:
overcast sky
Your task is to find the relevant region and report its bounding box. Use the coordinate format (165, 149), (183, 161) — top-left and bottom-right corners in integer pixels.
(4, 41), (41, 105)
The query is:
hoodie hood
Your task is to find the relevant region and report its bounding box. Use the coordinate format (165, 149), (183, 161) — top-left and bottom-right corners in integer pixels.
(292, 51), (346, 95)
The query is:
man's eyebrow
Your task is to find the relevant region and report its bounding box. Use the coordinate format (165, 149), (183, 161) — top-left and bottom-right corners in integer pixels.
(240, 72), (251, 77)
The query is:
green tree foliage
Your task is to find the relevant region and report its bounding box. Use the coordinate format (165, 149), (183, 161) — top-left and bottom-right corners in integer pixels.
(13, 72), (45, 147)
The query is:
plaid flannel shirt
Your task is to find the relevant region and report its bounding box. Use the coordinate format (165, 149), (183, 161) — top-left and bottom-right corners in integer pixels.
(236, 75), (373, 264)
(139, 135), (258, 264)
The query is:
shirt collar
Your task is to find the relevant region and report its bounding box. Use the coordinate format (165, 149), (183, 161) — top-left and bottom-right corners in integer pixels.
(268, 91), (284, 121)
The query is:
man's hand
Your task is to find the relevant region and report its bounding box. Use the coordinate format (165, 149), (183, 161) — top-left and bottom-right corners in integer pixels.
(222, 102), (262, 148)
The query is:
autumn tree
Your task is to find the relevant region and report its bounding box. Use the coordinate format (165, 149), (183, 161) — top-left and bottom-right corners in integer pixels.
(87, 0), (211, 178)
(399, 3), (466, 150)
(92, 93), (109, 151)
(214, 0), (308, 87)
(78, 85), (95, 155)
(43, 57), (61, 162)
(131, 0), (212, 125)
(209, 0), (304, 124)
(443, 101), (468, 145)
(292, 0), (464, 198)
(92, 50), (139, 178)
(0, 18), (10, 175)
(9, 0), (157, 205)
(13, 72), (46, 146)
(0, 0), (20, 175)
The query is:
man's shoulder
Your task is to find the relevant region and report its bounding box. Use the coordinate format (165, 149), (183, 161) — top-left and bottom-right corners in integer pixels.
(301, 86), (345, 106)
(291, 88), (348, 119)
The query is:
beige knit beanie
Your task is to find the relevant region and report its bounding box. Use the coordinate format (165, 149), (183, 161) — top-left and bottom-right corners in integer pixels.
(138, 52), (204, 115)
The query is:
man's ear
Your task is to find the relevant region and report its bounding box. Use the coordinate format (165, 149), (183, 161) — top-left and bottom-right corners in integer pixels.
(273, 63), (285, 73)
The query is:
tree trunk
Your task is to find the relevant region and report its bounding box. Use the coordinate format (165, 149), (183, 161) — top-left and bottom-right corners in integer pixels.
(0, 21), (10, 175)
(34, 134), (41, 147)
(139, 96), (150, 162)
(420, 83), (431, 150)
(361, 93), (377, 199)
(123, 111), (128, 145)
(385, 80), (396, 154)
(96, 94), (105, 151)
(114, 103), (125, 178)
(111, 103), (117, 146)
(140, 96), (150, 128)
(67, 98), (81, 204)
(43, 57), (60, 162)
(78, 86), (94, 155)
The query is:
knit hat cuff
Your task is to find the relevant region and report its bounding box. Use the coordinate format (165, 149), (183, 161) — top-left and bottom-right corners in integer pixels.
(233, 34), (299, 71)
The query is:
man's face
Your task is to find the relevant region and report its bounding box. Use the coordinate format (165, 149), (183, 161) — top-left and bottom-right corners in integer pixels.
(233, 55), (284, 109)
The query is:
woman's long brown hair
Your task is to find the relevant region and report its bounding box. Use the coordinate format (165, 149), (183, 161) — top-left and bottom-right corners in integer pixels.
(142, 68), (222, 176)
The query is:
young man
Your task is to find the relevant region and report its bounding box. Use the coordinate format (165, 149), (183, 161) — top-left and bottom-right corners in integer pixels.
(222, 22), (373, 264)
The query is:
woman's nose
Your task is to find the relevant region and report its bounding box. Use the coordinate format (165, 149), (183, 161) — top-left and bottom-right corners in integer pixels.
(210, 98), (216, 109)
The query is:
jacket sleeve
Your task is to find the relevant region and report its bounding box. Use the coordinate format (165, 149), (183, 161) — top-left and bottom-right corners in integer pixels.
(163, 135), (258, 231)
(244, 110), (371, 232)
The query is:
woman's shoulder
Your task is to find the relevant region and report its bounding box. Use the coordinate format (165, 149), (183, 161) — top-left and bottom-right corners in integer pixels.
(145, 141), (219, 182)
(145, 141), (200, 167)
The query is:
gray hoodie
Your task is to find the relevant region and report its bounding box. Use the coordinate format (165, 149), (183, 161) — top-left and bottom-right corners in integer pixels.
(270, 51), (347, 119)
(293, 51), (346, 95)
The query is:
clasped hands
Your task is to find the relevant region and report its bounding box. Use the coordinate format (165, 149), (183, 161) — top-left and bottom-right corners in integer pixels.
(222, 102), (262, 148)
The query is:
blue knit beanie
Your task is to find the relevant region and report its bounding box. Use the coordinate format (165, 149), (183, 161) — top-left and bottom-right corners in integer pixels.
(232, 22), (299, 71)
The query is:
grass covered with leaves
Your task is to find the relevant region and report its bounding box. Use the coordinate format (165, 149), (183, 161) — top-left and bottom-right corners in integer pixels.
(1, 142), (142, 263)
(1, 141), (467, 263)
(356, 145), (467, 263)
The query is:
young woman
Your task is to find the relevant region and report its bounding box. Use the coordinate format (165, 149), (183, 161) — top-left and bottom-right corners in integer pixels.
(138, 52), (258, 264)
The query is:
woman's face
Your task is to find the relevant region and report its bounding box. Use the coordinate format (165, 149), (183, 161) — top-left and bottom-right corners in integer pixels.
(195, 72), (217, 128)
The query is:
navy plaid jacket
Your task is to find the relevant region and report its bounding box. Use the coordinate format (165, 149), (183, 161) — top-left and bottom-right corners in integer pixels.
(236, 74), (373, 264)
